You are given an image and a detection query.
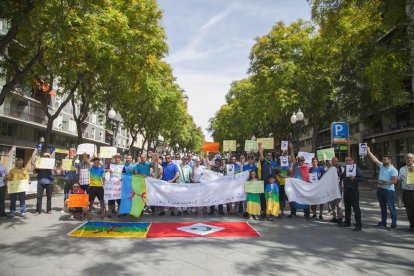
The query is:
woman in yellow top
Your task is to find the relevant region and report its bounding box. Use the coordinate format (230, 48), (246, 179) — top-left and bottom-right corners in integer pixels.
(7, 158), (30, 218)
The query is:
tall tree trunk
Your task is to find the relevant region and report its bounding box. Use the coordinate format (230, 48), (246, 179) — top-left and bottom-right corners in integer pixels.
(407, 0), (414, 99)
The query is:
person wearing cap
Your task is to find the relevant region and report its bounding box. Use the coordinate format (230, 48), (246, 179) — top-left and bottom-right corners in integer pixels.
(107, 154), (124, 216)
(288, 143), (311, 219)
(35, 152), (55, 215)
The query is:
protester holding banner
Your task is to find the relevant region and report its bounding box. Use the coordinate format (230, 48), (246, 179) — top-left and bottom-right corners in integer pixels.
(246, 170), (262, 220)
(134, 153), (152, 177)
(62, 153), (79, 205)
(123, 155), (135, 175)
(107, 154), (124, 216)
(228, 155), (241, 215)
(339, 156), (363, 231)
(397, 153), (414, 232)
(191, 156), (208, 215)
(0, 162), (8, 218)
(309, 158), (326, 220)
(35, 152), (55, 215)
(176, 156), (192, 216)
(259, 143), (279, 219)
(162, 154), (180, 216)
(265, 175), (280, 222)
(328, 157), (344, 224)
(7, 158), (29, 218)
(288, 143), (310, 219)
(77, 153), (91, 192)
(367, 147), (398, 229)
(209, 156), (227, 215)
(88, 157), (106, 219)
(65, 182), (88, 220)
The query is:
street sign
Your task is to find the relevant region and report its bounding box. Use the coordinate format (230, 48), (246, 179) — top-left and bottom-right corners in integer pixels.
(331, 122), (349, 144)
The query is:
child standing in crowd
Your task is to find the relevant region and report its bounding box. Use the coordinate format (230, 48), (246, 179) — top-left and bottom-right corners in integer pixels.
(265, 174), (280, 222)
(246, 170), (262, 220)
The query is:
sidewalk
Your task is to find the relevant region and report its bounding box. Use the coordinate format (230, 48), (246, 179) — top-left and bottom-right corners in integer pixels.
(0, 186), (413, 276)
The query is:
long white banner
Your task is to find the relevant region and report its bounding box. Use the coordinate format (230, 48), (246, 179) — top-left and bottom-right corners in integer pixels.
(285, 167), (341, 205)
(146, 171), (250, 207)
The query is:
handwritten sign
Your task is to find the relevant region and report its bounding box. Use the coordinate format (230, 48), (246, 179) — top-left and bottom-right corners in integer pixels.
(202, 142), (219, 153)
(226, 164), (235, 175)
(245, 181), (264, 194)
(67, 194), (89, 208)
(7, 180), (29, 194)
(35, 157), (55, 169)
(223, 140), (237, 152)
(62, 159), (76, 171)
(76, 143), (96, 156)
(359, 143), (367, 156)
(281, 141), (288, 151)
(257, 138), (274, 150)
(104, 179), (122, 201)
(99, 146), (117, 158)
(298, 152), (315, 164)
(280, 156), (289, 167)
(406, 170), (414, 185)
(346, 165), (356, 177)
(244, 140), (258, 152)
(317, 148), (335, 161)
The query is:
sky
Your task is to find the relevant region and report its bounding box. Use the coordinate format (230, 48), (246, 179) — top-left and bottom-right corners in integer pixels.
(157, 0), (312, 141)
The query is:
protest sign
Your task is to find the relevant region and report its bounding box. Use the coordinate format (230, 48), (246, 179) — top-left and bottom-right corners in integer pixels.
(245, 181), (264, 194)
(67, 194), (89, 208)
(309, 172), (318, 183)
(223, 140), (237, 152)
(99, 146), (117, 158)
(281, 141), (288, 151)
(244, 140), (258, 152)
(359, 143), (368, 156)
(285, 167), (341, 205)
(280, 156), (289, 167)
(35, 157), (55, 169)
(146, 171), (249, 207)
(317, 148), (335, 161)
(7, 180), (29, 194)
(346, 165), (356, 177)
(62, 159), (75, 171)
(226, 164), (235, 175)
(104, 179), (122, 201)
(76, 143), (96, 156)
(297, 152), (315, 164)
(202, 142), (219, 153)
(257, 138), (274, 149)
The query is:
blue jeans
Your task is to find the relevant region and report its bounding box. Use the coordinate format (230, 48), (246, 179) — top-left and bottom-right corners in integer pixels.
(377, 188), (397, 226)
(9, 192), (26, 214)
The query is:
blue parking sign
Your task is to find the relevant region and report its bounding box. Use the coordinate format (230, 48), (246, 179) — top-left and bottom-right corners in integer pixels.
(331, 122), (349, 144)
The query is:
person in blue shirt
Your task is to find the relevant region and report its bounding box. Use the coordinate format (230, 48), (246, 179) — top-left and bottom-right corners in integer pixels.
(243, 156), (257, 172)
(123, 154), (135, 175)
(309, 157), (326, 219)
(162, 154), (180, 216)
(134, 153), (151, 177)
(367, 147), (399, 229)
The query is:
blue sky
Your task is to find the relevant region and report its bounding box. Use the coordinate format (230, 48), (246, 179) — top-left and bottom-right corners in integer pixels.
(158, 0), (312, 141)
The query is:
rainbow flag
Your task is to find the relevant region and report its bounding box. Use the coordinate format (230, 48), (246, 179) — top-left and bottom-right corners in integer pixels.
(67, 222), (151, 238)
(119, 175), (146, 217)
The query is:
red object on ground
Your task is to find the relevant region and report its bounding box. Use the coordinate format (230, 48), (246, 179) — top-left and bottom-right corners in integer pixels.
(146, 221), (260, 238)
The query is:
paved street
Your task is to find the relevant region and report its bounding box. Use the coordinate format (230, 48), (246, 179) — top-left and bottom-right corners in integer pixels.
(0, 185), (413, 276)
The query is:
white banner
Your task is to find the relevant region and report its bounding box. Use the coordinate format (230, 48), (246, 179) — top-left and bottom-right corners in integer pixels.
(285, 167), (341, 205)
(199, 170), (223, 183)
(146, 171), (250, 207)
(104, 178), (122, 201)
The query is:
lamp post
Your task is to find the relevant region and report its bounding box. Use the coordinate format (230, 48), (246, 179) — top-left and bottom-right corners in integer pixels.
(371, 137), (378, 177)
(290, 108), (304, 153)
(107, 108), (120, 147)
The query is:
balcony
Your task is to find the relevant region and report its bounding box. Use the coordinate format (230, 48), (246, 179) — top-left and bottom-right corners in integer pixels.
(362, 120), (414, 138)
(1, 99), (47, 125)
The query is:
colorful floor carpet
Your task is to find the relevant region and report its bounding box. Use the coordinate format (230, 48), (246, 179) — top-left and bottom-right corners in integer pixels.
(67, 222), (151, 238)
(146, 222), (260, 238)
(68, 221), (260, 238)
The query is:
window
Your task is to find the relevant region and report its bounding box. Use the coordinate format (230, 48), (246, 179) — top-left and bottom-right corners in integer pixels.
(69, 118), (76, 134)
(91, 114), (96, 124)
(99, 131), (103, 141)
(0, 122), (13, 137)
(91, 128), (95, 139)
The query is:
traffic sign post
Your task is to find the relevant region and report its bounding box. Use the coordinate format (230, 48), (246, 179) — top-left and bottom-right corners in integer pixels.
(331, 122), (350, 157)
